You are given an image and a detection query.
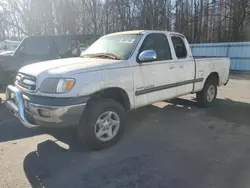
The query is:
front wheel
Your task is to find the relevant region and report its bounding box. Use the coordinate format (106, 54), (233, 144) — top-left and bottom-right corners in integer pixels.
(196, 78), (217, 107)
(77, 98), (127, 150)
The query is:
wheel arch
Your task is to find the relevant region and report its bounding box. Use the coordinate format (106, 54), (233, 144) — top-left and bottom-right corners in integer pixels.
(87, 87), (131, 111)
(205, 72), (219, 86)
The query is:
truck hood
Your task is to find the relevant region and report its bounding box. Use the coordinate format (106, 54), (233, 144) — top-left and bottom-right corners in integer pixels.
(19, 57), (124, 77)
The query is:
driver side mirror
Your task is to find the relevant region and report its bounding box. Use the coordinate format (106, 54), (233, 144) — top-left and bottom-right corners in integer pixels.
(138, 50), (157, 63)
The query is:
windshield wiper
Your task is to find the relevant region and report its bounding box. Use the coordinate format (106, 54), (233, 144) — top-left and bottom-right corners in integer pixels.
(82, 53), (123, 60)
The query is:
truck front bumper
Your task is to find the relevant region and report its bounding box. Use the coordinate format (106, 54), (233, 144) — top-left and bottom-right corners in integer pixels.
(5, 85), (87, 128)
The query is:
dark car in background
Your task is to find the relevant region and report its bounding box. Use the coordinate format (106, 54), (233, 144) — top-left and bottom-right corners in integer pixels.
(0, 35), (99, 86)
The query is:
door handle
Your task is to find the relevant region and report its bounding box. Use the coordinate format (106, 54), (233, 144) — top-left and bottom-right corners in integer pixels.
(179, 64), (184, 68)
(169, 65), (175, 69)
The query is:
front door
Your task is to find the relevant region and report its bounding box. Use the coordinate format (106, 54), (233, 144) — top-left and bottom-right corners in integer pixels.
(134, 33), (178, 107)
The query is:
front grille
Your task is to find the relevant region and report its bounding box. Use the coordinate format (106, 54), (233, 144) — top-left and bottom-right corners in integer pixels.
(16, 73), (36, 91)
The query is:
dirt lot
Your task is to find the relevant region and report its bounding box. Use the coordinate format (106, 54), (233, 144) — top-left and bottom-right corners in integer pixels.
(0, 75), (250, 188)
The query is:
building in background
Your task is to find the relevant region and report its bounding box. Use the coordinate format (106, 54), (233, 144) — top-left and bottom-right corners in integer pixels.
(191, 42), (250, 71)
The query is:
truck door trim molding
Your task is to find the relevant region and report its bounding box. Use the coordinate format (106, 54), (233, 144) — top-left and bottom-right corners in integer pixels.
(135, 78), (204, 96)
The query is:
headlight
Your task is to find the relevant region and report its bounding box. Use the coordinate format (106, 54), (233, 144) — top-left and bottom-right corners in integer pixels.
(40, 78), (75, 93)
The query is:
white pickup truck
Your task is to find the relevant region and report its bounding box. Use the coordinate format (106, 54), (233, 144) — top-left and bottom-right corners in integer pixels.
(6, 30), (230, 150)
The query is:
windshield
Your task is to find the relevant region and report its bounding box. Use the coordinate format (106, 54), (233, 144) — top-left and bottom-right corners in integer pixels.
(82, 34), (142, 60)
(16, 37), (54, 56)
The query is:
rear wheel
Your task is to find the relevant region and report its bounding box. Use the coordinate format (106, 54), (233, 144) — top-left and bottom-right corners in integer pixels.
(77, 98), (127, 150)
(196, 77), (217, 107)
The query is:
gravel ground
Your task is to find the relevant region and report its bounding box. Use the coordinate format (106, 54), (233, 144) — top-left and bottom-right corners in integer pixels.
(0, 74), (249, 188)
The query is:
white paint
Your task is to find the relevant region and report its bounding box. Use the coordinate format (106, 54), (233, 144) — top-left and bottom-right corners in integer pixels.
(16, 30), (230, 110)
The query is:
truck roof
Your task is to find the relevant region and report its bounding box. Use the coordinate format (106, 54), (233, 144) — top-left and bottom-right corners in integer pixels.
(106, 30), (145, 36)
(106, 30), (184, 37)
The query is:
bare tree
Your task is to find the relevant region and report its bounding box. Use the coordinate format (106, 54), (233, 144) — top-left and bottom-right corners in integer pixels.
(1, 0), (250, 43)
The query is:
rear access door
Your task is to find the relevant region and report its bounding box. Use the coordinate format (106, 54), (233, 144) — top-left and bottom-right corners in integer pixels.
(170, 35), (196, 96)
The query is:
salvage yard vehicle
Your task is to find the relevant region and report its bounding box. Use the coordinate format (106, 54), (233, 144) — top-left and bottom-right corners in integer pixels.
(0, 40), (20, 53)
(0, 35), (99, 87)
(5, 30), (230, 150)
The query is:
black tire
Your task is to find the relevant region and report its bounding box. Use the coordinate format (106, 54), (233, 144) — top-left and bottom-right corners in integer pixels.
(77, 98), (127, 150)
(196, 77), (217, 107)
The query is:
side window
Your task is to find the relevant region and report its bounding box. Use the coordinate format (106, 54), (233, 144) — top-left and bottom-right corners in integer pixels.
(138, 33), (172, 61)
(171, 36), (187, 58)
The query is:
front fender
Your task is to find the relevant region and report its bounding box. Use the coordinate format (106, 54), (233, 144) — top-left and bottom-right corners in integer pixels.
(73, 68), (135, 108)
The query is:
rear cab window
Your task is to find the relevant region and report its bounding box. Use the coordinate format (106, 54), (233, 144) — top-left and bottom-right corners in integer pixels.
(171, 36), (187, 59)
